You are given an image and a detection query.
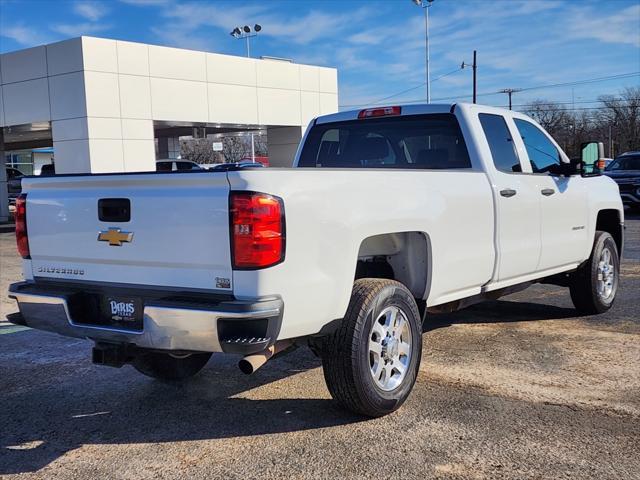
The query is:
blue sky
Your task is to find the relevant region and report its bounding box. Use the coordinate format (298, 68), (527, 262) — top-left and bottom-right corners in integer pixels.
(1, 0), (639, 111)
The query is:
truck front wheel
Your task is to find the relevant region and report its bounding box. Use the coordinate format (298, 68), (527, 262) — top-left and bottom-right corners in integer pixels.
(321, 279), (422, 417)
(570, 230), (620, 315)
(132, 351), (212, 381)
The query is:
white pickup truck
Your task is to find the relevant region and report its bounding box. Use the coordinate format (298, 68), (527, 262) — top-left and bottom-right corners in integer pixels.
(8, 103), (624, 417)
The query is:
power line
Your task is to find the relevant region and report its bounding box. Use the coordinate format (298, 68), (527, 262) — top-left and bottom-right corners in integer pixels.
(509, 99), (604, 107)
(370, 83), (426, 105)
(338, 71), (640, 108)
(429, 72), (640, 103)
(431, 66), (464, 83)
(516, 72), (640, 93)
(501, 105), (634, 112)
(505, 98), (631, 109)
(341, 65), (465, 108)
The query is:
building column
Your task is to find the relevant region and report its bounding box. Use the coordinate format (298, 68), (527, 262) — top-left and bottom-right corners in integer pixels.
(0, 131), (8, 223)
(52, 117), (156, 174)
(266, 126), (305, 167)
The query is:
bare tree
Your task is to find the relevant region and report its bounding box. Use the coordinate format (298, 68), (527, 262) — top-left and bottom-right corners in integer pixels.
(180, 138), (216, 164)
(253, 134), (268, 156)
(223, 136), (250, 163)
(598, 87), (640, 156)
(521, 88), (640, 158)
(524, 99), (572, 135)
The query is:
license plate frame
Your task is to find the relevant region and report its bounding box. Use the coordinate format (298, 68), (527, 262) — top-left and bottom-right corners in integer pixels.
(101, 296), (143, 325)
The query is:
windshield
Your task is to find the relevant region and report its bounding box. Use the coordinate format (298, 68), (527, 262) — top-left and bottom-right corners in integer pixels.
(606, 155), (640, 171)
(298, 113), (471, 169)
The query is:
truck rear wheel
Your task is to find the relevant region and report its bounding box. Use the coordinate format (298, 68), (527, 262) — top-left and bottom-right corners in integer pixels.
(321, 279), (422, 417)
(132, 351), (212, 381)
(570, 231), (619, 315)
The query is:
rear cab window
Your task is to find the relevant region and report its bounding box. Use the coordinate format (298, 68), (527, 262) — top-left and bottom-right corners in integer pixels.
(298, 114), (471, 169)
(479, 114), (522, 173)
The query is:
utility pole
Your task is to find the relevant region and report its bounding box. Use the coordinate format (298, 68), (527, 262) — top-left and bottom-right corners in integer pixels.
(500, 88), (521, 110)
(472, 50), (477, 103)
(461, 50), (477, 103)
(609, 124), (613, 158)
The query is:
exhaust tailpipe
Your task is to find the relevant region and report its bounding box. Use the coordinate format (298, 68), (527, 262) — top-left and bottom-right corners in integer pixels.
(239, 340), (293, 374)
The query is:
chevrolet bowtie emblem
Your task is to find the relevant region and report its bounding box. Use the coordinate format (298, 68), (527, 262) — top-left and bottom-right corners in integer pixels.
(98, 228), (133, 246)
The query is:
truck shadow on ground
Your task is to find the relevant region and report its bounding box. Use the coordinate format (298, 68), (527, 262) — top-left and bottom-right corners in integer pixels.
(0, 297), (598, 474)
(0, 336), (362, 474)
(424, 299), (578, 332)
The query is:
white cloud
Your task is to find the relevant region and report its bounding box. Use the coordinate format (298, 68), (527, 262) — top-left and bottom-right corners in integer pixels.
(119, 0), (169, 5)
(568, 4), (640, 47)
(347, 31), (382, 46)
(260, 9), (370, 45)
(159, 2), (371, 46)
(148, 25), (213, 51)
(52, 22), (110, 37)
(74, 1), (109, 21)
(0, 25), (53, 47)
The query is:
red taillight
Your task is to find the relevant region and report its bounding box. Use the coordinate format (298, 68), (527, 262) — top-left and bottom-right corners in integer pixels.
(358, 106), (402, 119)
(15, 193), (30, 259)
(230, 192), (285, 269)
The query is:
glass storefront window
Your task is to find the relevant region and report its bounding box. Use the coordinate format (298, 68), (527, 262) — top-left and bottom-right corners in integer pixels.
(5, 152), (35, 175)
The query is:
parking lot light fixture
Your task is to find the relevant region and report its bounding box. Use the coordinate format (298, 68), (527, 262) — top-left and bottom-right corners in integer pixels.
(230, 24), (262, 58)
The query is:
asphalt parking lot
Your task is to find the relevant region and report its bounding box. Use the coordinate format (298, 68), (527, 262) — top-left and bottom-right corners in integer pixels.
(1, 214), (639, 479)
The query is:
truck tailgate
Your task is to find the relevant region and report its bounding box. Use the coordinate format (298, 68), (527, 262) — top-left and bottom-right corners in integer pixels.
(22, 172), (233, 292)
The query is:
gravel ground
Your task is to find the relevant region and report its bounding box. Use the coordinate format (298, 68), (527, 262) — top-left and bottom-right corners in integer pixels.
(0, 214), (638, 479)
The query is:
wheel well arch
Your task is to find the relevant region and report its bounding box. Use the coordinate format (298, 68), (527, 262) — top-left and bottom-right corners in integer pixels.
(355, 231), (432, 300)
(595, 209), (623, 255)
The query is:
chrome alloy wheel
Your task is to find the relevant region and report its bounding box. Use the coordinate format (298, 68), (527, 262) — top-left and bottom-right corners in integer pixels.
(596, 247), (616, 300)
(368, 306), (412, 391)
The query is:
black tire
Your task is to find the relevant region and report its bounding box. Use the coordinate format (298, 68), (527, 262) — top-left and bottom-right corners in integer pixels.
(321, 279), (422, 417)
(569, 231), (619, 315)
(132, 351), (212, 381)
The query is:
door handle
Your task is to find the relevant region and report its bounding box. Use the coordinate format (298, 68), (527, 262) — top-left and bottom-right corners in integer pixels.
(500, 189), (517, 198)
(541, 188), (556, 196)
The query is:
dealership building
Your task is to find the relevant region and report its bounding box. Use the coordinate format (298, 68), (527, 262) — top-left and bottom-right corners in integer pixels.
(0, 36), (339, 222)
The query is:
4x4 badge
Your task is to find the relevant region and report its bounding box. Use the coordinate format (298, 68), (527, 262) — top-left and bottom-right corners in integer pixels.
(98, 228), (133, 246)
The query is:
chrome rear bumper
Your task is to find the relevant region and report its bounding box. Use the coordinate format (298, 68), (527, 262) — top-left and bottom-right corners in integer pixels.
(8, 282), (282, 354)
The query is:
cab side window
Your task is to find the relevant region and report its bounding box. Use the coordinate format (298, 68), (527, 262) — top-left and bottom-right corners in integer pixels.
(479, 114), (522, 173)
(513, 119), (561, 174)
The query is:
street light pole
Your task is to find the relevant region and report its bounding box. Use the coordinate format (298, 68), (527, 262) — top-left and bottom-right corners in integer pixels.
(424, 4), (431, 103)
(413, 0), (435, 103)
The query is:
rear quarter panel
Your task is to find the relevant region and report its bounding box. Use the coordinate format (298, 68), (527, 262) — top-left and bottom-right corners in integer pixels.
(228, 168), (495, 339)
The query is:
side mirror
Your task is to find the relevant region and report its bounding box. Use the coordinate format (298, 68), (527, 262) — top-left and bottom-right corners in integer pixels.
(580, 141), (605, 177)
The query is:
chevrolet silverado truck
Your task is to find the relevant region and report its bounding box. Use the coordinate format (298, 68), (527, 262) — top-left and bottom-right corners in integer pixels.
(8, 103), (624, 417)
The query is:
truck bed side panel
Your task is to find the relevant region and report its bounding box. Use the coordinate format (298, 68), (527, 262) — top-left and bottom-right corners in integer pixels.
(228, 168), (495, 339)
